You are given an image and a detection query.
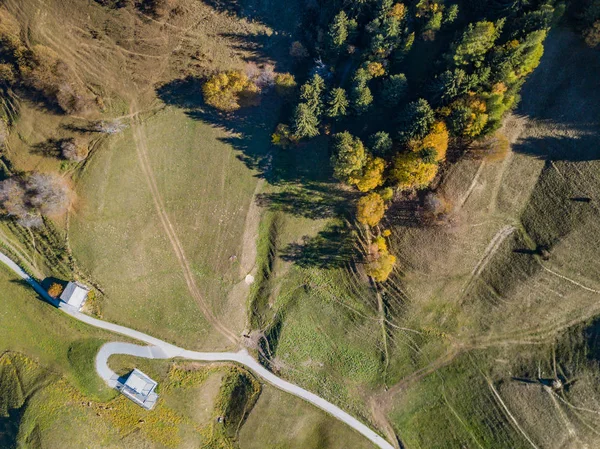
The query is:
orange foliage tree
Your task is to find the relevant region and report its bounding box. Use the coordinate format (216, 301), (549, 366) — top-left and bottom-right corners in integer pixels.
(47, 282), (63, 298)
(409, 121), (449, 161)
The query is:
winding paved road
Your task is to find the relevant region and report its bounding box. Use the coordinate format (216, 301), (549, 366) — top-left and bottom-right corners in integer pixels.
(0, 251), (395, 449)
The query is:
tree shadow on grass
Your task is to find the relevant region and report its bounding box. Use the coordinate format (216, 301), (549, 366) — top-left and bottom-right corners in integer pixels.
(279, 223), (357, 269)
(511, 121), (600, 162)
(156, 76), (333, 186)
(255, 182), (357, 220)
(30, 138), (62, 158)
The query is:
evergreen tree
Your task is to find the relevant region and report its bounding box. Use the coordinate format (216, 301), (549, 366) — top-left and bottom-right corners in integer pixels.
(398, 99), (435, 141)
(331, 131), (367, 183)
(300, 74), (325, 117)
(382, 73), (408, 107)
(368, 131), (394, 157)
(293, 103), (319, 138)
(447, 20), (504, 68)
(327, 87), (349, 118)
(328, 10), (349, 51)
(352, 84), (374, 114)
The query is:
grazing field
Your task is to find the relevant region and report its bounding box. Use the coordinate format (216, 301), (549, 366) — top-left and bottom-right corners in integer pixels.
(2, 0), (600, 446)
(383, 28), (600, 447)
(240, 384), (376, 449)
(69, 105), (263, 350)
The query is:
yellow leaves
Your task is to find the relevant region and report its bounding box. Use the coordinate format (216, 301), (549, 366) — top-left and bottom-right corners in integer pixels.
(366, 235), (396, 282)
(349, 156), (386, 192)
(274, 72), (297, 96)
(409, 121), (449, 161)
(390, 152), (438, 190)
(492, 82), (507, 94)
(584, 20), (600, 48)
(271, 123), (296, 149)
(357, 192), (386, 227)
(202, 70), (258, 112)
(389, 3), (407, 20)
(366, 61), (385, 78)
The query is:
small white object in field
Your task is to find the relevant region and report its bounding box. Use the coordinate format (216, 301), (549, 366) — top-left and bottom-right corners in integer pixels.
(245, 274), (255, 285)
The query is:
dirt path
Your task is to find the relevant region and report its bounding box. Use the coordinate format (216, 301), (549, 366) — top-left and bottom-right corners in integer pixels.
(129, 104), (239, 346)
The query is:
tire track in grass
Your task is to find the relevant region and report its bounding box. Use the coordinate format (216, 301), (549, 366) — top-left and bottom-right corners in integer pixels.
(129, 104), (239, 346)
(460, 225), (516, 300)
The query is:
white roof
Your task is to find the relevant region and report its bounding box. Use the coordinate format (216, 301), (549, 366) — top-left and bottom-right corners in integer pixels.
(124, 369), (157, 395)
(59, 281), (90, 310)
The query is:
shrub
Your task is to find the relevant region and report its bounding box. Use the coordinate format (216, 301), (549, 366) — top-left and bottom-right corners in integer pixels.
(271, 124), (296, 149)
(356, 192), (385, 227)
(289, 41), (309, 58)
(94, 120), (127, 134)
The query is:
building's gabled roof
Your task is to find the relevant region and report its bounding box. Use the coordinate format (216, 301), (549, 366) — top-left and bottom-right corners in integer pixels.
(59, 281), (90, 310)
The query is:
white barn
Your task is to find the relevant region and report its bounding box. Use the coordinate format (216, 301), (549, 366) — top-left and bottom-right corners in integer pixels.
(59, 281), (90, 310)
(119, 369), (159, 410)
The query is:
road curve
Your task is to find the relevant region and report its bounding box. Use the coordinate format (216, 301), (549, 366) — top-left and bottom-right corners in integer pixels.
(0, 251), (395, 449)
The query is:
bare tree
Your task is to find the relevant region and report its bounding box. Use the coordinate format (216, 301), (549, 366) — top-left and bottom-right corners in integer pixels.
(94, 120), (127, 134)
(26, 172), (71, 216)
(61, 138), (89, 162)
(0, 178), (27, 218)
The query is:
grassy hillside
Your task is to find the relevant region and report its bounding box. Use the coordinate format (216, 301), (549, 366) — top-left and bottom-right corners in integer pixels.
(1, 0), (600, 447)
(242, 25), (600, 448)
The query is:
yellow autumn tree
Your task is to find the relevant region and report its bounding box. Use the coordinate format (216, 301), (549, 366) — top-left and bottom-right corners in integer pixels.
(409, 121), (449, 161)
(390, 152), (438, 190)
(365, 235), (396, 282)
(356, 192), (386, 227)
(350, 156), (386, 192)
(389, 3), (407, 20)
(274, 72), (297, 97)
(366, 61), (385, 78)
(202, 70), (259, 112)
